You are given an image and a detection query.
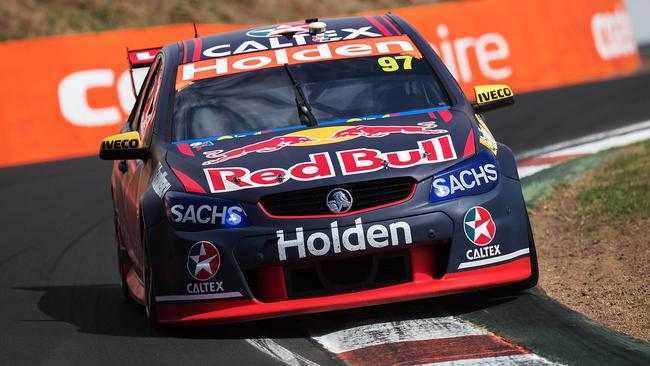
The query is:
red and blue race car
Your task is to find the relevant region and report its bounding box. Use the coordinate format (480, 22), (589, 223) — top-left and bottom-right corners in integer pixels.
(100, 15), (537, 327)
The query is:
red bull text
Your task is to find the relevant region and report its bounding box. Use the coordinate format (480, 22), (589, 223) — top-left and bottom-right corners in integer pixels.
(204, 135), (456, 193)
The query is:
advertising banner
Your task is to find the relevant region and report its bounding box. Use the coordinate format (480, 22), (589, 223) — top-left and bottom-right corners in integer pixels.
(0, 0), (638, 167)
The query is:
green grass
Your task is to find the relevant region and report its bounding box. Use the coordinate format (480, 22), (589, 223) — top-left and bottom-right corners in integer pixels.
(521, 153), (609, 208)
(577, 140), (650, 221)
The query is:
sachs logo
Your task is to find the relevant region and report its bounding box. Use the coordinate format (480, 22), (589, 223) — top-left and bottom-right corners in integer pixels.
(463, 206), (496, 246)
(187, 241), (221, 281)
(327, 188), (353, 213)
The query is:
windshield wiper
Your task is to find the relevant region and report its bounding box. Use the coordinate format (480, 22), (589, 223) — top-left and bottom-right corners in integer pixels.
(284, 63), (317, 126)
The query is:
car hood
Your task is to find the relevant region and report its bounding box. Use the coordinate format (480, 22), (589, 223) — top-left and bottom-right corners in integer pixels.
(166, 108), (476, 203)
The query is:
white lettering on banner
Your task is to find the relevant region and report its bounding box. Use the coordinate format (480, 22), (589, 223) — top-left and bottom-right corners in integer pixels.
(591, 7), (637, 60)
(428, 24), (512, 83)
(58, 70), (121, 127)
(276, 218), (412, 261)
(58, 68), (148, 127)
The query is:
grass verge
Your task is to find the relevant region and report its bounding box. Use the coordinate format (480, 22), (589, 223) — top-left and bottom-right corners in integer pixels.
(528, 139), (650, 342)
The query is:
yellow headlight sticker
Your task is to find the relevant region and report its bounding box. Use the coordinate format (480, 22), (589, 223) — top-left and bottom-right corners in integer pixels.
(475, 114), (497, 155)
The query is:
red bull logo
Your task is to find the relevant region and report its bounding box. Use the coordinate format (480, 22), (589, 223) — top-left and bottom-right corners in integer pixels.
(202, 122), (447, 166)
(329, 122), (445, 138)
(203, 136), (317, 165)
(204, 135), (457, 193)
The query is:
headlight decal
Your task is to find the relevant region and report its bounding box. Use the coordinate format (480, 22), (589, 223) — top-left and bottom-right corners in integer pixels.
(430, 150), (498, 202)
(164, 191), (248, 230)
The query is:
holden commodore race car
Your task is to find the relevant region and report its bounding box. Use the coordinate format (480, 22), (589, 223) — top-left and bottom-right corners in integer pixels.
(100, 15), (538, 327)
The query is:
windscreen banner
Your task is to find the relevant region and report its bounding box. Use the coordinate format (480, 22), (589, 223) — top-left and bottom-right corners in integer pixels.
(0, 0), (639, 167)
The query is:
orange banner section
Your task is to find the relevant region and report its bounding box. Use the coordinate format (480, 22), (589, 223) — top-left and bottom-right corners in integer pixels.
(389, 0), (639, 95)
(0, 0), (639, 168)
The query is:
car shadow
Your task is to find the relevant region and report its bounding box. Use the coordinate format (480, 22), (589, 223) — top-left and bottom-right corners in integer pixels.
(15, 283), (533, 339)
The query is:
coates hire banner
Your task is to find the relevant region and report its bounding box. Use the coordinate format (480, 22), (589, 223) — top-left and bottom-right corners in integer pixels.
(0, 0), (639, 167)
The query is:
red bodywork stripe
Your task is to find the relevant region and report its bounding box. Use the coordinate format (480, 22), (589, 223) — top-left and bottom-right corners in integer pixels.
(381, 15), (401, 36)
(463, 129), (476, 158)
(171, 167), (206, 194)
(176, 144), (194, 157)
(192, 38), (202, 62)
(157, 257), (532, 325)
(365, 15), (392, 36)
(338, 334), (528, 366)
(439, 109), (453, 122)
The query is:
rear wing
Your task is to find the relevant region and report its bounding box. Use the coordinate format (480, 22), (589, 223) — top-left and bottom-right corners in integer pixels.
(126, 47), (162, 97)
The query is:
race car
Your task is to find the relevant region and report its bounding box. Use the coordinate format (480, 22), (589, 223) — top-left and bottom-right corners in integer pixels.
(100, 15), (538, 327)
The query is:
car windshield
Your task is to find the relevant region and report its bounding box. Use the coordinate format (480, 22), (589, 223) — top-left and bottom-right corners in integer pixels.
(172, 53), (450, 142)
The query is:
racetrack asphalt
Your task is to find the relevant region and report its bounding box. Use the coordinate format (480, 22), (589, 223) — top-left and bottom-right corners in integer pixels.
(1, 71), (649, 365)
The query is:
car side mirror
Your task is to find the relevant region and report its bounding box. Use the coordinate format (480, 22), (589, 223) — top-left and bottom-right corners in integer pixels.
(99, 131), (148, 160)
(472, 84), (514, 112)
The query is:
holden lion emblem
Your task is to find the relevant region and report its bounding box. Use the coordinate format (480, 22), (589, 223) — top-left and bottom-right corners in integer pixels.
(326, 188), (353, 214)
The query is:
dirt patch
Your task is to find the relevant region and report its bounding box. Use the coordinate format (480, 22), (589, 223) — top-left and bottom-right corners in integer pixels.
(530, 143), (650, 342)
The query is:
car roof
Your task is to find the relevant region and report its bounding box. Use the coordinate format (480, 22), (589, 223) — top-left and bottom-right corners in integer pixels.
(175, 15), (404, 65)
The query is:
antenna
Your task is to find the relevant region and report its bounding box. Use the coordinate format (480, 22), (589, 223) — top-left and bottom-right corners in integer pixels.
(193, 23), (199, 38)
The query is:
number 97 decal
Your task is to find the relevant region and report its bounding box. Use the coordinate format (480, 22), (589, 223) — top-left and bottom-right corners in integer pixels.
(377, 55), (413, 72)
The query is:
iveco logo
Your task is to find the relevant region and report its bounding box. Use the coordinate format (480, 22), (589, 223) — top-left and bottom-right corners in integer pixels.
(326, 188), (353, 214)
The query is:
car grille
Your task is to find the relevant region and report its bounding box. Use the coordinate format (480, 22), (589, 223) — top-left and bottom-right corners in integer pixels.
(285, 250), (412, 299)
(259, 177), (416, 217)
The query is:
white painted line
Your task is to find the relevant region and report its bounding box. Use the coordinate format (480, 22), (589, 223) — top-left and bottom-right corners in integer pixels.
(517, 119), (650, 160)
(457, 248), (530, 270)
(518, 164), (553, 178)
(155, 291), (242, 302)
(516, 119), (650, 178)
(422, 354), (563, 366)
(546, 126), (650, 157)
(246, 338), (319, 366)
(312, 317), (483, 354)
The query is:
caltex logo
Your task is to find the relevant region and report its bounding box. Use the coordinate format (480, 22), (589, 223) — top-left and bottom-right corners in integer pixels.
(463, 206), (496, 246)
(246, 24), (311, 38)
(187, 241), (221, 281)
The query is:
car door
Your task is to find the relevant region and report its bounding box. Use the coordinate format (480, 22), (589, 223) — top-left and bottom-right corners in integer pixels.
(117, 57), (163, 277)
